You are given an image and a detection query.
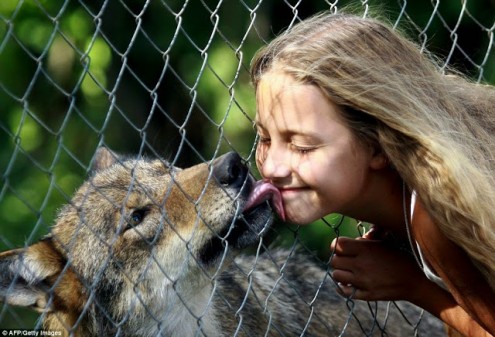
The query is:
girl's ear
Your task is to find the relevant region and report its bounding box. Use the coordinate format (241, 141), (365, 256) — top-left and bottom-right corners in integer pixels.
(369, 150), (389, 170)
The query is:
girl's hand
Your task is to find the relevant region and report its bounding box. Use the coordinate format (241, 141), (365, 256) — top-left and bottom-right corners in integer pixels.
(330, 236), (495, 336)
(330, 236), (427, 302)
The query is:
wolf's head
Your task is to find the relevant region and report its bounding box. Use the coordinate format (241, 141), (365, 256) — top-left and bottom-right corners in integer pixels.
(0, 148), (283, 335)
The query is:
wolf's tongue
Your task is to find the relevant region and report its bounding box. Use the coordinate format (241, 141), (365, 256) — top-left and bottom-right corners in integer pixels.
(244, 180), (285, 221)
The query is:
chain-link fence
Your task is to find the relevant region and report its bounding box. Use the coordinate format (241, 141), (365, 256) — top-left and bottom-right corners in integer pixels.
(1, 0), (494, 335)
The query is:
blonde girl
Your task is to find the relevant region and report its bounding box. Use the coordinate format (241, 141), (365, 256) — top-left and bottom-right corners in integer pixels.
(250, 12), (495, 336)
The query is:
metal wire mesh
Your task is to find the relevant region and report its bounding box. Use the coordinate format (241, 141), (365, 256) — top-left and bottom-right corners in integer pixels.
(0, 0), (494, 335)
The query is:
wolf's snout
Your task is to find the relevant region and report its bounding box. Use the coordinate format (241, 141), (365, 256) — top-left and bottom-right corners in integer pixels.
(212, 152), (248, 189)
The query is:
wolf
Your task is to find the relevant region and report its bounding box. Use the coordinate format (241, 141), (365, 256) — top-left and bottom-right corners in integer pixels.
(0, 148), (444, 336)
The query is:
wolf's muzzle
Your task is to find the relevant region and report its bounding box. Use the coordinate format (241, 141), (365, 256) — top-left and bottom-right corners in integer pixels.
(211, 151), (248, 190)
(198, 152), (273, 266)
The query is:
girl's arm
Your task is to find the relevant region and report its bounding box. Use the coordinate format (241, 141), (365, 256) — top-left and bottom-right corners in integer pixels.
(409, 267), (492, 336)
(330, 237), (493, 336)
(412, 198), (495, 334)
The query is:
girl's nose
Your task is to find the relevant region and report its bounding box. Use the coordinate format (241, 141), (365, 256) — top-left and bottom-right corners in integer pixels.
(258, 148), (291, 179)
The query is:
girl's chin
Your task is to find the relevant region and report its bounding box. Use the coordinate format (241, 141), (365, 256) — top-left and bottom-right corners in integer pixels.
(283, 207), (324, 225)
(280, 190), (329, 224)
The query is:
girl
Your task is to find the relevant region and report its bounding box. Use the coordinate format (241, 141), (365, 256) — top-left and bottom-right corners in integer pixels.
(250, 12), (495, 336)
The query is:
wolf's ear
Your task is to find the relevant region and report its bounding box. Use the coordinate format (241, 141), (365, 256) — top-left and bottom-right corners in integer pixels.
(92, 146), (119, 172)
(0, 239), (62, 312)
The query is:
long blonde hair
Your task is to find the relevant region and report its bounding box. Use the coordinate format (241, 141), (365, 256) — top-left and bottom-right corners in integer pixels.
(251, 13), (495, 290)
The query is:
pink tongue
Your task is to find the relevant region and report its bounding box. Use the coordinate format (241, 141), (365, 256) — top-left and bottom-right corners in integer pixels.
(244, 180), (286, 221)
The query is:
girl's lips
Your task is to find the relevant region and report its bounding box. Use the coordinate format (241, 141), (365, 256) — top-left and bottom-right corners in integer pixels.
(279, 187), (304, 193)
(244, 180), (286, 221)
(279, 187), (308, 198)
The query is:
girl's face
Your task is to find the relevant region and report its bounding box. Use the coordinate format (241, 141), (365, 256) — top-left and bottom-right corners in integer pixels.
(255, 71), (384, 224)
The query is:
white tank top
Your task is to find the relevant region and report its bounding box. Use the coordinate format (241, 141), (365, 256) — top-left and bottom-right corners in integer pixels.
(410, 191), (448, 290)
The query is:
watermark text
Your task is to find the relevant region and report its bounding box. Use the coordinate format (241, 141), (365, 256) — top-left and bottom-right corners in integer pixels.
(1, 330), (62, 337)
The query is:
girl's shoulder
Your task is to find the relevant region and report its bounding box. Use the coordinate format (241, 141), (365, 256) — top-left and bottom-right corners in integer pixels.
(412, 196), (495, 329)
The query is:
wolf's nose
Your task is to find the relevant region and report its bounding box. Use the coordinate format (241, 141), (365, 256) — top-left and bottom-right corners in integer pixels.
(212, 152), (248, 188)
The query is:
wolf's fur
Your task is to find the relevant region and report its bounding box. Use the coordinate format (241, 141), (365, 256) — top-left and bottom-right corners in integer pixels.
(0, 149), (444, 336)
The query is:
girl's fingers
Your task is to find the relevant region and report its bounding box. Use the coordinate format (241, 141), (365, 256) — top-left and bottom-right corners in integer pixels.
(333, 271), (371, 300)
(330, 237), (360, 256)
(330, 255), (355, 270)
(335, 282), (360, 298)
(331, 269), (355, 285)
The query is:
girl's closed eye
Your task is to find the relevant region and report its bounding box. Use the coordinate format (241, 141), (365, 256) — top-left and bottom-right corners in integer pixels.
(291, 144), (316, 154)
(255, 123), (271, 145)
(290, 137), (321, 154)
(258, 135), (271, 145)
(256, 133), (270, 166)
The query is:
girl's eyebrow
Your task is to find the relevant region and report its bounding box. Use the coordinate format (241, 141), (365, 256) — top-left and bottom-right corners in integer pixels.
(255, 120), (322, 140)
(283, 128), (322, 140)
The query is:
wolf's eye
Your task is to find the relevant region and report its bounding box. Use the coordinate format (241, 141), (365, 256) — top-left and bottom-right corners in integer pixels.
(127, 209), (148, 229)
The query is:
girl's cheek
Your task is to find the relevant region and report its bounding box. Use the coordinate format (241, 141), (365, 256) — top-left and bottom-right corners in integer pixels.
(296, 160), (315, 181)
